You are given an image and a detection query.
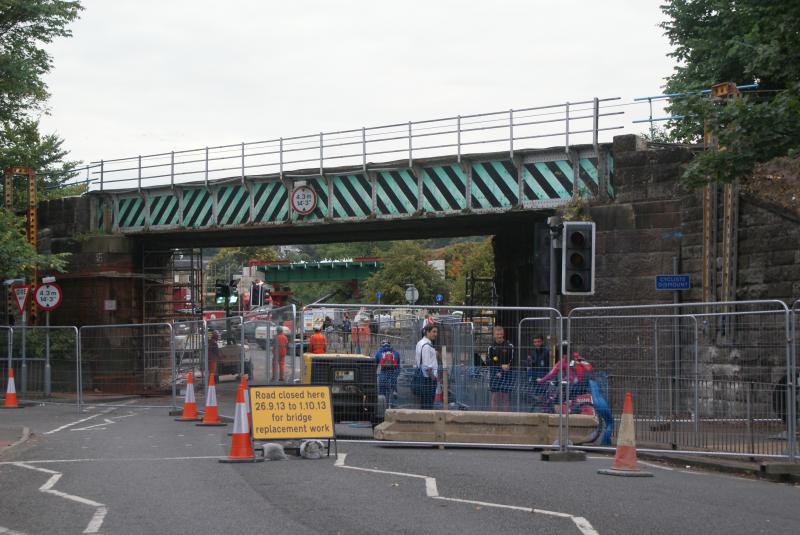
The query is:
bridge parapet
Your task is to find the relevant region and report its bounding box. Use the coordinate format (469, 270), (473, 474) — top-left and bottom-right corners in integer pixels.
(79, 97), (626, 233)
(93, 145), (614, 233)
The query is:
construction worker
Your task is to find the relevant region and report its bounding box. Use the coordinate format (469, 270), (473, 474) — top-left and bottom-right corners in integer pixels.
(309, 326), (327, 354)
(273, 326), (289, 382)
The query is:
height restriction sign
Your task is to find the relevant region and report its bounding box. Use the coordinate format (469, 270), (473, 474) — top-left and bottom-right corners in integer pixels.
(35, 283), (62, 311)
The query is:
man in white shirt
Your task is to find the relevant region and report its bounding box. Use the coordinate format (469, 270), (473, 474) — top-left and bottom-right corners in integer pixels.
(415, 324), (439, 409)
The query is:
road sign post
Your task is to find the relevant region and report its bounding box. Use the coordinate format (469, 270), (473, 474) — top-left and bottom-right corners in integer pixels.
(404, 284), (419, 305)
(11, 284), (30, 395)
(35, 282), (63, 397)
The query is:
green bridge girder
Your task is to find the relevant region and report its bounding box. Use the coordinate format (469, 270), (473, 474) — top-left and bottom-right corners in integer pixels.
(92, 145), (614, 234)
(257, 260), (383, 283)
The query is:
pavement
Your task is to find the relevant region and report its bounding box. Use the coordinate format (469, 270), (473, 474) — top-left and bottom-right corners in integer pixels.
(1, 400), (799, 534)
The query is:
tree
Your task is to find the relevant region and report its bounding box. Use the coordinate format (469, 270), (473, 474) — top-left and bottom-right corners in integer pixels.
(445, 238), (494, 305)
(363, 241), (445, 305)
(0, 207), (67, 280)
(0, 1), (83, 194)
(0, 1), (83, 123)
(207, 246), (279, 280)
(0, 120), (82, 202)
(660, 1), (800, 186)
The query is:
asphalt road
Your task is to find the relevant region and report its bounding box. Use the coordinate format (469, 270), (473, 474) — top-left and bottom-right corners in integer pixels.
(1, 401), (799, 535)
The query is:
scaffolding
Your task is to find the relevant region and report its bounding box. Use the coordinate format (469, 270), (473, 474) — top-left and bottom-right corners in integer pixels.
(142, 248), (204, 324)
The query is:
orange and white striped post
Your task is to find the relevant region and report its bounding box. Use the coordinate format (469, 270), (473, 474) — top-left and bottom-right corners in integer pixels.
(175, 372), (202, 421)
(219, 383), (263, 463)
(2, 368), (20, 409)
(598, 392), (653, 477)
(197, 373), (226, 427)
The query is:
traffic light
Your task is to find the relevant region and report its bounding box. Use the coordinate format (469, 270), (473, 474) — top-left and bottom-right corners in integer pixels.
(215, 279), (229, 304)
(561, 221), (595, 295)
(228, 280), (239, 304)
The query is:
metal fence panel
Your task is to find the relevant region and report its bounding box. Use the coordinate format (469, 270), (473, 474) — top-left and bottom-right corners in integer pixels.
(79, 323), (174, 408)
(4, 326), (79, 406)
(303, 304), (563, 440)
(568, 301), (796, 460)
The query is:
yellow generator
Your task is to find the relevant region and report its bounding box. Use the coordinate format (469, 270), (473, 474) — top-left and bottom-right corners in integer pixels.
(302, 353), (384, 425)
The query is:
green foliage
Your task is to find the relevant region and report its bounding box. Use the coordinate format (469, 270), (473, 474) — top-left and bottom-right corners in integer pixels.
(0, 120), (82, 201)
(0, 207), (68, 280)
(680, 87), (800, 186)
(445, 238), (494, 305)
(207, 246), (279, 279)
(0, 1), (83, 199)
(363, 241), (446, 305)
(660, 1), (800, 186)
(0, 0), (83, 123)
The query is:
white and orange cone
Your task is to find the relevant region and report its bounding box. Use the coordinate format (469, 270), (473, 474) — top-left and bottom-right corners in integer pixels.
(197, 373), (226, 427)
(242, 376), (252, 428)
(219, 383), (263, 463)
(2, 368), (20, 409)
(175, 371), (202, 421)
(229, 376), (252, 436)
(598, 392), (653, 477)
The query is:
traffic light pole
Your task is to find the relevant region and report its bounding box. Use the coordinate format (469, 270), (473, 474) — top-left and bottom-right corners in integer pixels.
(547, 216), (562, 367)
(548, 219), (561, 313)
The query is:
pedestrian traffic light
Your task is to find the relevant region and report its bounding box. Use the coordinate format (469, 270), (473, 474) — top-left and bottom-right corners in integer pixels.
(561, 221), (595, 295)
(215, 279), (229, 304)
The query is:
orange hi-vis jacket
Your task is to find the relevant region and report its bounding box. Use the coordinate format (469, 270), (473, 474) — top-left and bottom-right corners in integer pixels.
(309, 332), (327, 354)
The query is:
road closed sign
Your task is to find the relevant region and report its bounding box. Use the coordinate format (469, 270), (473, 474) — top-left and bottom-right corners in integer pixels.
(249, 385), (335, 440)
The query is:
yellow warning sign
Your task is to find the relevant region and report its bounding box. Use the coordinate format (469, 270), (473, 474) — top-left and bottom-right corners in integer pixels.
(249, 385), (335, 440)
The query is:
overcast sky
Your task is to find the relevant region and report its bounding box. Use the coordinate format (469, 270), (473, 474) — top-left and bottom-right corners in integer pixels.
(39, 0), (675, 166)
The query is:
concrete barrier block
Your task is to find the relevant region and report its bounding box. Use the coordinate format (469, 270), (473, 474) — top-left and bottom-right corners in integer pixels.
(375, 409), (598, 446)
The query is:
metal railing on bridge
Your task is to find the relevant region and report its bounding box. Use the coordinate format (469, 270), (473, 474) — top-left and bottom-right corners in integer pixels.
(51, 97), (624, 192)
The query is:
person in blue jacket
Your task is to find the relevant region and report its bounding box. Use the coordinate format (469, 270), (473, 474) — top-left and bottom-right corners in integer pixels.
(375, 340), (401, 407)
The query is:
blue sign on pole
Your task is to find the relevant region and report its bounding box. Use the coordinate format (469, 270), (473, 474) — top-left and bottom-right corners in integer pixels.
(376, 291), (383, 300)
(435, 293), (444, 303)
(655, 275), (691, 291)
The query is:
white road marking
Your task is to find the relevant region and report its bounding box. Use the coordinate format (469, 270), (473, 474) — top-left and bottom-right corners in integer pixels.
(11, 463), (107, 534)
(43, 401), (138, 435)
(84, 507), (108, 534)
(637, 460), (674, 472)
(71, 419), (115, 432)
(0, 526), (28, 535)
(433, 495), (533, 512)
(572, 516), (600, 535)
(43, 413), (105, 435)
(335, 453), (599, 535)
(0, 456), (221, 466)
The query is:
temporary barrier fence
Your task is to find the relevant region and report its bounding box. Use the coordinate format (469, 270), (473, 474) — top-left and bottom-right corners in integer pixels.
(567, 300), (797, 461)
(206, 315), (246, 380)
(303, 304), (562, 439)
(79, 323), (174, 409)
(2, 326), (79, 407)
(3, 299), (796, 460)
(174, 318), (209, 409)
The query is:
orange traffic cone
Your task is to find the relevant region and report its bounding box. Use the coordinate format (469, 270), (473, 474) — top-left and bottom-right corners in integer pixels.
(598, 392), (653, 477)
(197, 373), (226, 427)
(2, 369), (20, 409)
(433, 382), (443, 409)
(229, 376), (252, 436)
(242, 376), (252, 428)
(219, 383), (263, 463)
(175, 372), (202, 421)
